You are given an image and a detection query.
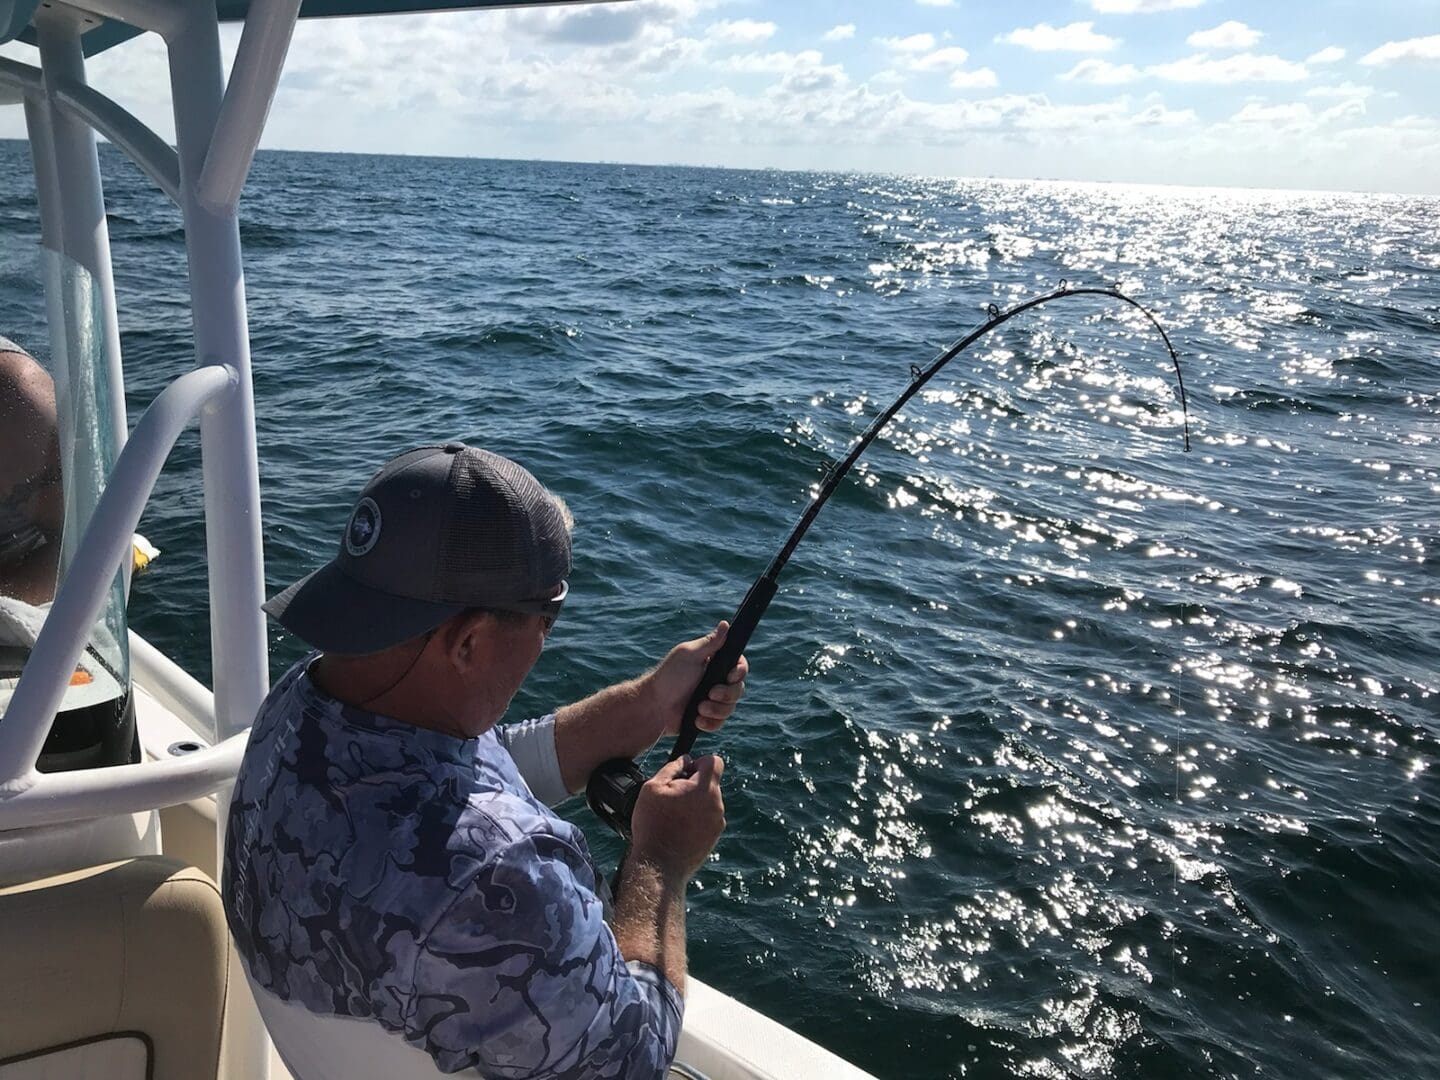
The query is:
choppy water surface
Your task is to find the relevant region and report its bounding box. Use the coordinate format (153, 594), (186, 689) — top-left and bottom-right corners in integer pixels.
(2, 143), (1437, 1079)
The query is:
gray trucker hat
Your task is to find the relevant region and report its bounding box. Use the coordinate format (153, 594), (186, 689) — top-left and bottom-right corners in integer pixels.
(263, 443), (572, 654)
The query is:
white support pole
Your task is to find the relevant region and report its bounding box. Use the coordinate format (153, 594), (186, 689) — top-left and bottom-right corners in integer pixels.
(22, 95), (62, 259)
(165, 0), (269, 749)
(6, 55), (182, 208)
(0, 729), (250, 832)
(35, 7), (129, 453)
(0, 55), (44, 100)
(196, 0), (302, 213)
(23, 71), (78, 600)
(0, 365), (234, 783)
(52, 76), (182, 206)
(165, 4), (272, 1076)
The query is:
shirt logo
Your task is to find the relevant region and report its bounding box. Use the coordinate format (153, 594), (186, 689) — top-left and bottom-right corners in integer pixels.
(345, 497), (382, 557)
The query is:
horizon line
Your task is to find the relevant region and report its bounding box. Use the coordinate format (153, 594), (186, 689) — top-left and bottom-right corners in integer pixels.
(1, 136), (1434, 200)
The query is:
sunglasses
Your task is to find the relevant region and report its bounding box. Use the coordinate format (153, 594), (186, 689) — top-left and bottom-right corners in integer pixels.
(487, 580), (568, 631)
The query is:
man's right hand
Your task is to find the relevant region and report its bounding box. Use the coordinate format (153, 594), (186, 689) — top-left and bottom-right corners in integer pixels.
(629, 754), (726, 881)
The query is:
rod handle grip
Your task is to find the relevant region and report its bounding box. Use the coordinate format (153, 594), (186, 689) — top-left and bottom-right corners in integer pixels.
(586, 574), (777, 838)
(670, 574), (777, 760)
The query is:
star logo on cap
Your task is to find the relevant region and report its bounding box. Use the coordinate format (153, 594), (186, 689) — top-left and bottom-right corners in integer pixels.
(345, 497), (382, 557)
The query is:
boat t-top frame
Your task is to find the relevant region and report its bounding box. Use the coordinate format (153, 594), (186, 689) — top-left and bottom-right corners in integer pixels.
(0, 0), (288, 830)
(0, 1), (609, 1074)
(0, 0), (605, 827)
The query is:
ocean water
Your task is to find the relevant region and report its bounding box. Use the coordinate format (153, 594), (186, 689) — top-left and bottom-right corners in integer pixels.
(1, 142), (1437, 1079)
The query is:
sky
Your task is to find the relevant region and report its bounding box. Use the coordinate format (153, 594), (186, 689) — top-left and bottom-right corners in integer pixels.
(2, 0), (1439, 194)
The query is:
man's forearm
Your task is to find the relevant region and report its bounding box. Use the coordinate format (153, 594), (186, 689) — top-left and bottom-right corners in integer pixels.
(553, 675), (660, 794)
(609, 852), (688, 998)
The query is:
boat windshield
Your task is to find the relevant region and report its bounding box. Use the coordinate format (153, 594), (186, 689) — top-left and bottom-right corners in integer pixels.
(0, 248), (132, 772)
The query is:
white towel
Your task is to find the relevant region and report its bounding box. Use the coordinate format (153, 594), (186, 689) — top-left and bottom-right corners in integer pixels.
(0, 595), (48, 649)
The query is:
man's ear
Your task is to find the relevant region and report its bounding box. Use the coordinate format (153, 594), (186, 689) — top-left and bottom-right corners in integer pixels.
(441, 610), (496, 673)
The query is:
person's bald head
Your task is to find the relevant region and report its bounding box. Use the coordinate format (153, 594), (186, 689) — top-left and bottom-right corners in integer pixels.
(0, 343), (62, 604)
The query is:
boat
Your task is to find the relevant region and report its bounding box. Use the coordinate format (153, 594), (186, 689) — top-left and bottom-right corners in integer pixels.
(0, 1), (878, 1075)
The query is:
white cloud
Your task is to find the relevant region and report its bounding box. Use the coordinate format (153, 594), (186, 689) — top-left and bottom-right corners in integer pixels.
(822, 24), (856, 43)
(1150, 52), (1308, 83)
(911, 46), (971, 71)
(643, 86), (745, 125)
(950, 68), (999, 89)
(1305, 81), (1380, 101)
(881, 92), (1132, 134)
(868, 69), (908, 88)
(998, 21), (1119, 53)
(647, 84), (1159, 144)
(1306, 47), (1345, 64)
(879, 43), (997, 91)
(506, 1), (698, 47)
(775, 62), (850, 95)
(1231, 102), (1312, 126)
(1089, 0), (1203, 12)
(718, 49), (826, 74)
(1012, 97), (1130, 129)
(1318, 98), (1366, 124)
(1187, 21), (1261, 50)
(1133, 104), (1198, 125)
(706, 19), (777, 46)
(1061, 58), (1140, 84)
(1227, 98), (1364, 130)
(63, 28), (227, 116)
(7, 0), (1436, 197)
(1360, 34), (1440, 66)
(880, 33), (938, 54)
(248, 12), (694, 131)
(493, 0), (726, 79)
(628, 35), (709, 76)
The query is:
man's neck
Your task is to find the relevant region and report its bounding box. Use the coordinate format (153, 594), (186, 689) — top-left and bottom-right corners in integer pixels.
(310, 652), (492, 741)
(311, 653), (452, 737)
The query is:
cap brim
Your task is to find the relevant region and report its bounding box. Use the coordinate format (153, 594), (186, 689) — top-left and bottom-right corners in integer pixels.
(262, 561), (466, 655)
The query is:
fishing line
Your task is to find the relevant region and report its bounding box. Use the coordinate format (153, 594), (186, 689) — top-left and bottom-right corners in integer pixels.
(1172, 410), (1195, 997)
(587, 284), (1192, 837)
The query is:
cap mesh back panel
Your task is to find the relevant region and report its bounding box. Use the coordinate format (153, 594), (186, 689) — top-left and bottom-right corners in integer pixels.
(435, 449), (571, 604)
(437, 455), (533, 602)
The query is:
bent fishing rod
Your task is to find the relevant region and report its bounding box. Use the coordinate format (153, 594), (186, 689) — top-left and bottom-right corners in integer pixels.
(586, 284), (1191, 838)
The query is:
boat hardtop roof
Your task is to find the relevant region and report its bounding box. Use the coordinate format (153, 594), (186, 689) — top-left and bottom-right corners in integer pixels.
(3, 0), (582, 57)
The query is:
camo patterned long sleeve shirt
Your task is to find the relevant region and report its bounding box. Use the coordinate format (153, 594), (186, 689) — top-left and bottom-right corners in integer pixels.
(222, 656), (684, 1078)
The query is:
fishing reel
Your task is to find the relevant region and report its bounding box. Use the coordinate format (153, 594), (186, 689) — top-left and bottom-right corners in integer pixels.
(585, 758), (645, 839)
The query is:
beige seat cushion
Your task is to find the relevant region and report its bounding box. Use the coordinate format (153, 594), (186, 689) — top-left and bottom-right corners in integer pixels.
(0, 856), (229, 1080)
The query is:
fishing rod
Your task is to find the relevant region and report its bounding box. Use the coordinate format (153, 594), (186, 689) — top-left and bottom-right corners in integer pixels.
(586, 284), (1191, 838)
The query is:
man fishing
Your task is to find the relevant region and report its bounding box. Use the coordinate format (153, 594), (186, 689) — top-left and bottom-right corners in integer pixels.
(223, 442), (745, 1079)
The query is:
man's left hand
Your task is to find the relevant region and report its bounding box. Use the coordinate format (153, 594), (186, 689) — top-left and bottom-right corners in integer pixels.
(646, 621), (748, 742)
